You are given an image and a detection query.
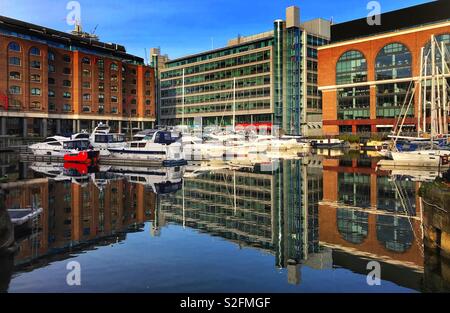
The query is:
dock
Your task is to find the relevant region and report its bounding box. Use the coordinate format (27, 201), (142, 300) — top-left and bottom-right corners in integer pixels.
(19, 153), (187, 167)
(377, 159), (450, 170)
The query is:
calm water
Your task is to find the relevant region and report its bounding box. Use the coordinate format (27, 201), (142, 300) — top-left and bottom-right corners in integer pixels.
(0, 152), (449, 293)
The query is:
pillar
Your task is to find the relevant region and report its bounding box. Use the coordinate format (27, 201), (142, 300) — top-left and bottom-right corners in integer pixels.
(76, 120), (81, 133)
(1, 117), (6, 136)
(118, 121), (122, 133)
(91, 120), (96, 131)
(56, 119), (61, 135)
(40, 118), (48, 138)
(22, 118), (28, 138)
(72, 120), (77, 133)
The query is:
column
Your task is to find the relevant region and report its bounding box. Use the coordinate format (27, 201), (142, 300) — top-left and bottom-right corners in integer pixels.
(118, 121), (122, 133)
(56, 119), (61, 135)
(91, 120), (96, 131)
(72, 120), (77, 133)
(22, 118), (28, 138)
(76, 120), (81, 133)
(40, 118), (48, 138)
(1, 117), (6, 136)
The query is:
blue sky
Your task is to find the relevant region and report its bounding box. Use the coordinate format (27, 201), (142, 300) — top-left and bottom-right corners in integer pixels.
(0, 0), (432, 60)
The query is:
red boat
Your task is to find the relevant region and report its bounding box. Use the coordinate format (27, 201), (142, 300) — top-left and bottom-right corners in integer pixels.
(63, 150), (100, 164)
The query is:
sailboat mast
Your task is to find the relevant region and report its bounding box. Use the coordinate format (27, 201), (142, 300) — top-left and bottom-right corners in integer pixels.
(418, 47), (424, 136)
(431, 35), (437, 138)
(423, 49), (428, 133)
(182, 68), (185, 126)
(442, 41), (449, 135)
(233, 77), (236, 131)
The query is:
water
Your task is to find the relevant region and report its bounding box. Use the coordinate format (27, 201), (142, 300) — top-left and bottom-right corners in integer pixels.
(0, 152), (449, 293)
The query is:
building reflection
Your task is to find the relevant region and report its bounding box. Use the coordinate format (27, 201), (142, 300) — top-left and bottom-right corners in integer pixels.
(319, 154), (424, 290)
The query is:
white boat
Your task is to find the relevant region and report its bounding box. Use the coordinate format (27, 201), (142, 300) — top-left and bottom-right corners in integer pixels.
(108, 130), (186, 166)
(391, 150), (450, 166)
(181, 134), (225, 160)
(310, 138), (350, 149)
(29, 137), (93, 157)
(73, 123), (125, 156)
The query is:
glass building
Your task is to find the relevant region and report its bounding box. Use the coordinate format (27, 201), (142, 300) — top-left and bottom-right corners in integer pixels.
(155, 6), (330, 136)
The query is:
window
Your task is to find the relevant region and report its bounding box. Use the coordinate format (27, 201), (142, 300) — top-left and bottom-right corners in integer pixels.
(10, 99), (22, 109)
(82, 57), (91, 64)
(9, 86), (21, 95)
(146, 80), (151, 86)
(111, 96), (118, 103)
(83, 69), (91, 77)
(82, 82), (91, 89)
(146, 90), (151, 96)
(49, 103), (56, 111)
(30, 101), (41, 110)
(98, 94), (105, 103)
(146, 100), (151, 105)
(98, 104), (104, 114)
(63, 92), (71, 99)
(48, 51), (55, 61)
(99, 82), (104, 91)
(83, 93), (91, 101)
(31, 88), (41, 96)
(97, 59), (104, 69)
(338, 86), (370, 120)
(111, 85), (118, 92)
(98, 71), (104, 80)
(63, 80), (71, 87)
(9, 57), (21, 66)
(30, 74), (41, 82)
(49, 64), (55, 73)
(63, 104), (71, 112)
(131, 109), (137, 115)
(111, 107), (118, 114)
(336, 50), (367, 85)
(48, 77), (55, 84)
(111, 63), (118, 71)
(63, 68), (71, 75)
(376, 82), (414, 118)
(30, 47), (41, 56)
(30, 60), (41, 69)
(8, 42), (21, 52)
(375, 43), (411, 80)
(82, 105), (90, 112)
(145, 71), (151, 78)
(48, 90), (55, 97)
(132, 79), (137, 85)
(63, 55), (71, 63)
(131, 99), (137, 104)
(111, 75), (118, 82)
(9, 72), (21, 80)
(131, 89), (137, 94)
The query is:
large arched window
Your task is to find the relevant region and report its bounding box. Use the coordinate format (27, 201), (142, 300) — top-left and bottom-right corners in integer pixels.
(337, 209), (369, 244)
(336, 50), (367, 85)
(375, 43), (413, 118)
(375, 43), (411, 80)
(336, 51), (370, 120)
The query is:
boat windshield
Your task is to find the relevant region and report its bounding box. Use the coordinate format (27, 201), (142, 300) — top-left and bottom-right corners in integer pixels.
(95, 134), (125, 143)
(63, 140), (90, 150)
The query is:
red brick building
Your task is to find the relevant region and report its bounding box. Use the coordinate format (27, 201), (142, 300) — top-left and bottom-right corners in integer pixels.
(318, 1), (450, 136)
(0, 16), (156, 137)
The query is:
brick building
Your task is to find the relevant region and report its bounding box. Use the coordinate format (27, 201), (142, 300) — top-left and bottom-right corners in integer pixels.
(318, 1), (450, 136)
(0, 16), (156, 137)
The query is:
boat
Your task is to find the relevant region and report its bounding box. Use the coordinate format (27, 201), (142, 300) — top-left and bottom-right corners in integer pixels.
(391, 149), (450, 167)
(29, 137), (96, 157)
(108, 130), (187, 166)
(8, 207), (43, 227)
(181, 134), (225, 160)
(63, 150), (100, 164)
(73, 123), (126, 156)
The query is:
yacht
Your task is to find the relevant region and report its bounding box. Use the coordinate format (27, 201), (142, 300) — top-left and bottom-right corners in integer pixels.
(108, 130), (186, 166)
(29, 137), (93, 157)
(73, 123), (126, 156)
(391, 149), (450, 167)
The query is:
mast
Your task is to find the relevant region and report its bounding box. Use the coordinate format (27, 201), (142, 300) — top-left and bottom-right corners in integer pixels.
(418, 47), (424, 136)
(233, 77), (236, 131)
(442, 41), (449, 135)
(431, 35), (437, 138)
(182, 68), (185, 126)
(423, 50), (428, 134)
(437, 65), (443, 135)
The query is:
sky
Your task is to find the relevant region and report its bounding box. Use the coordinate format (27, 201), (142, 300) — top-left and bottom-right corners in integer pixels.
(0, 0), (433, 61)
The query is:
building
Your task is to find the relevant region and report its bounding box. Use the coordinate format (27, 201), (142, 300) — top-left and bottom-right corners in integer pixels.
(155, 6), (330, 136)
(318, 1), (450, 136)
(0, 16), (156, 137)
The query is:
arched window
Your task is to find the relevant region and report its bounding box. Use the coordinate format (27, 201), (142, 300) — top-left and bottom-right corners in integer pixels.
(336, 50), (367, 85)
(424, 33), (450, 71)
(337, 209), (369, 244)
(29, 47), (41, 56)
(82, 69), (91, 77)
(63, 92), (71, 99)
(111, 63), (118, 71)
(375, 43), (411, 80)
(376, 216), (413, 253)
(8, 42), (21, 52)
(31, 88), (41, 96)
(82, 57), (91, 64)
(375, 43), (413, 118)
(9, 72), (21, 80)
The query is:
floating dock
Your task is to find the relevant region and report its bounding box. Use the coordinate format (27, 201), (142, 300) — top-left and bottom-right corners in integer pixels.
(19, 153), (187, 167)
(377, 159), (450, 170)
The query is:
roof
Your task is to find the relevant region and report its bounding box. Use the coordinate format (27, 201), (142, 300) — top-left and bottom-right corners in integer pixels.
(0, 15), (144, 64)
(331, 0), (450, 43)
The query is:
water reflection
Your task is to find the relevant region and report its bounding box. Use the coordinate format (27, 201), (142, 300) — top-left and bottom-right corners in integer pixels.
(0, 152), (449, 292)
